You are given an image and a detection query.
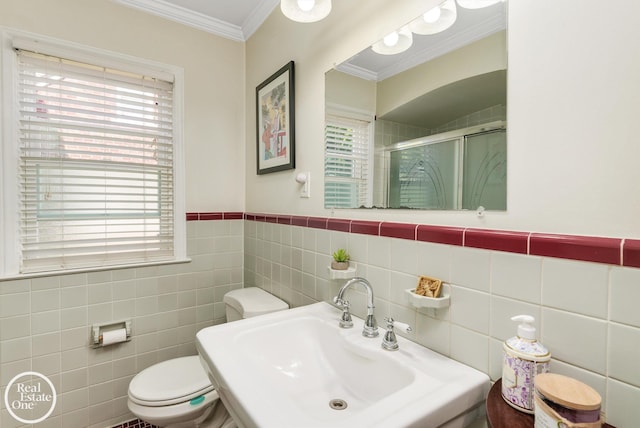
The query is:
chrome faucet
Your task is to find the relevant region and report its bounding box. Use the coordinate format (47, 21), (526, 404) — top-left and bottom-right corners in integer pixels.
(333, 277), (378, 337)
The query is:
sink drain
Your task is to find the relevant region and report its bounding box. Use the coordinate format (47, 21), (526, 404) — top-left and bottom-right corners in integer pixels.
(329, 399), (348, 410)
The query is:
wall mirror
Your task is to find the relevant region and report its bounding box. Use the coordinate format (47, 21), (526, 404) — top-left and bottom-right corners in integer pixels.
(324, 1), (507, 210)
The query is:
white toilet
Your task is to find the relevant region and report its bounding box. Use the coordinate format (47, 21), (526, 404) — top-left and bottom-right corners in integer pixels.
(127, 287), (289, 428)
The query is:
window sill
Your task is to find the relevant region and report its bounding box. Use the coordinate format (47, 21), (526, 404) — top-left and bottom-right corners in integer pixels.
(0, 258), (192, 282)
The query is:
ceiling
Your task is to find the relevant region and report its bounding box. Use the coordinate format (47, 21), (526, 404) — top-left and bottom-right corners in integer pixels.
(113, 0), (506, 82)
(336, 3), (506, 81)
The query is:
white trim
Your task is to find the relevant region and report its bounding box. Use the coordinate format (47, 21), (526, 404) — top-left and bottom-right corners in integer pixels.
(172, 67), (187, 261)
(241, 0), (280, 40)
(0, 258), (191, 282)
(325, 102), (375, 123)
(0, 31), (20, 275)
(6, 28), (177, 81)
(333, 62), (379, 82)
(113, 0), (243, 41)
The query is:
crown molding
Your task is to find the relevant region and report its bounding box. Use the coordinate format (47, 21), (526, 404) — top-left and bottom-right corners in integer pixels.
(334, 62), (379, 81)
(243, 0), (280, 40)
(112, 0), (277, 42)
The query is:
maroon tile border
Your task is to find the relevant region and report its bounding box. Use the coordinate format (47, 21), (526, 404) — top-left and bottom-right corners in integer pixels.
(291, 216), (308, 227)
(623, 239), (640, 268)
(417, 225), (464, 246)
(308, 217), (328, 229)
(530, 233), (621, 265)
(185, 211), (638, 267)
(277, 215), (292, 225)
(264, 214), (278, 223)
(327, 218), (351, 232)
(223, 212), (244, 220)
(465, 229), (529, 254)
(380, 222), (417, 240)
(351, 220), (381, 236)
(199, 212), (223, 221)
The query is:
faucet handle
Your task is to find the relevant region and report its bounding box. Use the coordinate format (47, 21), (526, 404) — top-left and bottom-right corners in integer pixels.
(333, 297), (353, 328)
(382, 318), (412, 351)
(338, 300), (353, 329)
(384, 317), (412, 334)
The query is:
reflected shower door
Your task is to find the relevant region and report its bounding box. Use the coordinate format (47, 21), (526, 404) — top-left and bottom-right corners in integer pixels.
(462, 130), (506, 210)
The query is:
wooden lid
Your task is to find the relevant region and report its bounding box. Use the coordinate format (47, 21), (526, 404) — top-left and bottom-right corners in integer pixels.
(535, 373), (601, 411)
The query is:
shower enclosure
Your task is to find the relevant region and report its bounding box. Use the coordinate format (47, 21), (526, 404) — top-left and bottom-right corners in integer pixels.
(384, 122), (506, 210)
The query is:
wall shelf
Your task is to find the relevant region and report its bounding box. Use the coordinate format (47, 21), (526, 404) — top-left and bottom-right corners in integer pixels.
(327, 265), (357, 280)
(405, 283), (450, 309)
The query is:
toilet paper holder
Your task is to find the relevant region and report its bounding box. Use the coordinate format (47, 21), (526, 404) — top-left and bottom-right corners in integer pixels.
(91, 320), (132, 348)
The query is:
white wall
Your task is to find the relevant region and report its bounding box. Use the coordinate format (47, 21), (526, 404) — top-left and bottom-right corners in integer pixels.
(0, 0), (246, 213)
(245, 0), (640, 239)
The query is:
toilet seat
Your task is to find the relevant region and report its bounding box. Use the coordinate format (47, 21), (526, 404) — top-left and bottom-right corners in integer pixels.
(128, 356), (214, 406)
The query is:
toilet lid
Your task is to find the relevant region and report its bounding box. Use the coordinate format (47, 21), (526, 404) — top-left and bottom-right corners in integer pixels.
(224, 287), (289, 318)
(128, 356), (214, 406)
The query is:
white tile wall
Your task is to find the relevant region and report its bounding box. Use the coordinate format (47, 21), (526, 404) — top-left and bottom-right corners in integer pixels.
(0, 220), (243, 428)
(542, 258), (609, 318)
(2, 219), (638, 427)
(246, 223), (640, 428)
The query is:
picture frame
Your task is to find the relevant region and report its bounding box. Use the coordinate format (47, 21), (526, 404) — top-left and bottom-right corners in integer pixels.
(256, 61), (295, 174)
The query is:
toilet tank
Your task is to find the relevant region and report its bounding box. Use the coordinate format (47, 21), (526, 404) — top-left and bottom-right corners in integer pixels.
(223, 287), (289, 322)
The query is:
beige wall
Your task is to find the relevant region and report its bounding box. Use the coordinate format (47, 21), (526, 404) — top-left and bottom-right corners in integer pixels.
(245, 0), (432, 217)
(376, 30), (507, 117)
(246, 0), (640, 239)
(325, 69), (376, 114)
(0, 0), (246, 213)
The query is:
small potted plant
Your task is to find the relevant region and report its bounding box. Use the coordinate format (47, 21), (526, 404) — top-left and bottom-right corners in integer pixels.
(331, 249), (350, 270)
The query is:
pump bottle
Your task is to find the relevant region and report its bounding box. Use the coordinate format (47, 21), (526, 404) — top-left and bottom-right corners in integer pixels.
(501, 315), (550, 413)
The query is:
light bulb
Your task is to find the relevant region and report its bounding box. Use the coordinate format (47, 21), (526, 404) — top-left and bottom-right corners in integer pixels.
(423, 6), (441, 23)
(296, 0), (315, 12)
(383, 32), (399, 47)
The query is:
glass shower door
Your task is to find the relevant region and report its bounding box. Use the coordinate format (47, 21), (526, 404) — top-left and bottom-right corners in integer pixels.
(388, 138), (459, 209)
(461, 130), (507, 210)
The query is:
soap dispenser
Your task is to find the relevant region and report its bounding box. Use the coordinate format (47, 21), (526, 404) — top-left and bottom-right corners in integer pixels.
(501, 315), (550, 414)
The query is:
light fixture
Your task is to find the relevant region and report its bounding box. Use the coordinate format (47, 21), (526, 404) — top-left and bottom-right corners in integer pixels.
(456, 0), (501, 9)
(409, 0), (457, 35)
(371, 26), (413, 55)
(281, 0), (332, 23)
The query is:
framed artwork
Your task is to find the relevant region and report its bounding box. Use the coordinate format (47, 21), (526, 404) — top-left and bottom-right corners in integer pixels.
(256, 61), (295, 174)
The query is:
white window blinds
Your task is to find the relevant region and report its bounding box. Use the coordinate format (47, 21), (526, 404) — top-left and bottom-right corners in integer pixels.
(324, 114), (372, 208)
(16, 49), (175, 273)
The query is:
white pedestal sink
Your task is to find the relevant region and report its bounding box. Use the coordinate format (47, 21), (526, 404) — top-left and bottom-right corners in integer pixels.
(196, 302), (489, 428)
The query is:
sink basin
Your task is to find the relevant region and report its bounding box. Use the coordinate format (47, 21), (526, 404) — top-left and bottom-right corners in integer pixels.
(196, 302), (489, 428)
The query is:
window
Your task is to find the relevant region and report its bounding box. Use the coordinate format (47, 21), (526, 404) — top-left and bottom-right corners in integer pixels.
(1, 31), (185, 275)
(324, 111), (373, 208)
